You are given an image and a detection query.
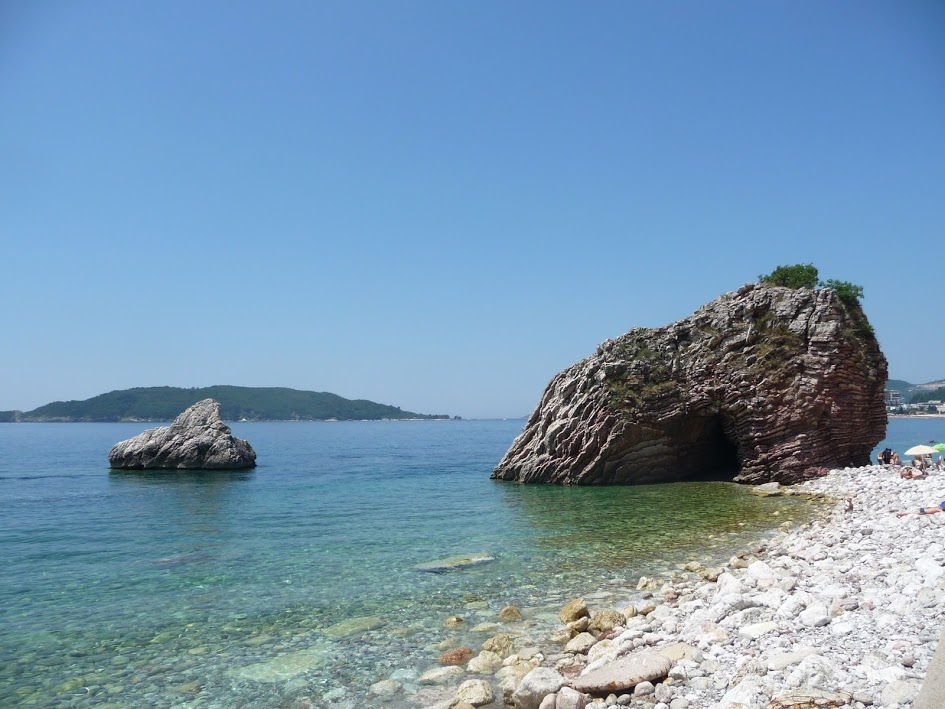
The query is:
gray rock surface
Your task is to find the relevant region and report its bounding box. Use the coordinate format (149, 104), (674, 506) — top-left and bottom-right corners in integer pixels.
(571, 651), (672, 694)
(454, 678), (494, 706)
(493, 283), (886, 485)
(511, 667), (566, 709)
(108, 399), (256, 469)
(555, 686), (586, 709)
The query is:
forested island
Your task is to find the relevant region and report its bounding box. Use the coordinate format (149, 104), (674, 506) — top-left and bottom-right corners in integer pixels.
(0, 386), (453, 422)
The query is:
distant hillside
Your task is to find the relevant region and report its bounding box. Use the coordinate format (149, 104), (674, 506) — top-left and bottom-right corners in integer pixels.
(911, 386), (945, 404)
(886, 379), (915, 394)
(1, 386), (451, 422)
(885, 378), (945, 404)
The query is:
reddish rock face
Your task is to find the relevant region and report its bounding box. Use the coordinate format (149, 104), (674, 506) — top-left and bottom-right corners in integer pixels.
(439, 647), (474, 666)
(492, 283), (887, 485)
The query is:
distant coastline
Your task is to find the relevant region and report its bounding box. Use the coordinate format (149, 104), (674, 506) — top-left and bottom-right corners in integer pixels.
(0, 385), (456, 423)
(2, 417), (459, 424)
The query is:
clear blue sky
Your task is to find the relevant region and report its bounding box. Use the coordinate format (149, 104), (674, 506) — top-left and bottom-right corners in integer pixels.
(2, 1), (943, 418)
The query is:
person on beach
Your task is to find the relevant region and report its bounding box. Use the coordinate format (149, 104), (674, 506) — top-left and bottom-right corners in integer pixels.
(891, 451), (901, 466)
(900, 467), (927, 480)
(881, 448), (892, 465)
(897, 502), (945, 517)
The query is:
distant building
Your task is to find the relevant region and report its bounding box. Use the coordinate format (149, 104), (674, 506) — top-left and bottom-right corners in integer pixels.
(886, 390), (902, 406)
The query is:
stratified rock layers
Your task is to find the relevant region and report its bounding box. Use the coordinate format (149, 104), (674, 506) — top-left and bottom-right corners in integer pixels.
(493, 284), (887, 485)
(109, 398), (256, 469)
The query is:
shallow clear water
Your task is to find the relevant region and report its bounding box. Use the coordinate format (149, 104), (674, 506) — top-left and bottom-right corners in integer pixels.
(4, 418), (930, 708)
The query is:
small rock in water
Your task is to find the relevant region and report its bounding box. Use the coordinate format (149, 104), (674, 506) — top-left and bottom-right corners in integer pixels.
(229, 643), (330, 682)
(322, 616), (383, 637)
(750, 482), (782, 496)
(418, 666), (464, 685)
(500, 605), (523, 622)
(369, 679), (401, 697)
(567, 616), (590, 633)
(588, 609), (624, 634)
(481, 633), (514, 657)
(108, 398), (256, 469)
(439, 647), (474, 666)
(466, 651), (502, 673)
(414, 553), (495, 573)
(559, 598), (589, 624)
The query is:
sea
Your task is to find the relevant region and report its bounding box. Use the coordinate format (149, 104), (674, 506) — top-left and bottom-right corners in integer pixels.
(1, 417), (942, 708)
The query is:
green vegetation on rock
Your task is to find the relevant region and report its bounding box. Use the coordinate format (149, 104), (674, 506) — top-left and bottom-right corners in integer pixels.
(821, 279), (864, 307)
(759, 264), (864, 306)
(4, 386), (450, 422)
(758, 263), (820, 289)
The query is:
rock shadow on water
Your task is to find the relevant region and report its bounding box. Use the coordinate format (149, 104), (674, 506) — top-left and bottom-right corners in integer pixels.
(108, 468), (255, 486)
(108, 468), (256, 538)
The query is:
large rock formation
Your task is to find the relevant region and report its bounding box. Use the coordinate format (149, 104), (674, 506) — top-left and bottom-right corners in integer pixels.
(109, 399), (256, 469)
(493, 283), (887, 485)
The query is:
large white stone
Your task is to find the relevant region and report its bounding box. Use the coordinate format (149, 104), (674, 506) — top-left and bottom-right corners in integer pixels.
(738, 621), (779, 640)
(587, 638), (620, 664)
(555, 686), (586, 709)
(785, 654), (838, 690)
(766, 648), (817, 671)
(881, 679), (921, 706)
(798, 603), (831, 627)
(467, 650), (503, 673)
(565, 632), (598, 654)
(714, 573), (745, 599)
(717, 676), (765, 708)
(746, 560), (777, 581)
(455, 679), (494, 706)
(915, 556), (944, 581)
(572, 651), (672, 694)
(512, 668), (566, 709)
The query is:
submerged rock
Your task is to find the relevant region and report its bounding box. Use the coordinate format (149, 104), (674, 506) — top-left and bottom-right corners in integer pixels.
(493, 283), (886, 485)
(108, 399), (256, 469)
(414, 553), (496, 573)
(322, 616), (383, 637)
(228, 642), (330, 681)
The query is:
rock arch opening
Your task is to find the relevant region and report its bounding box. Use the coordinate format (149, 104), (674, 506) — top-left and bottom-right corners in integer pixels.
(675, 414), (741, 481)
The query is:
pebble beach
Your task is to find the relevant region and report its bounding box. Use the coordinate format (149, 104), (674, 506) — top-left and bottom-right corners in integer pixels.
(402, 464), (945, 709)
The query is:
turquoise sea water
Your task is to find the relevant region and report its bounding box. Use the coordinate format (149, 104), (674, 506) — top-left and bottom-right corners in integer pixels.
(0, 417), (940, 708)
(872, 416), (945, 464)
